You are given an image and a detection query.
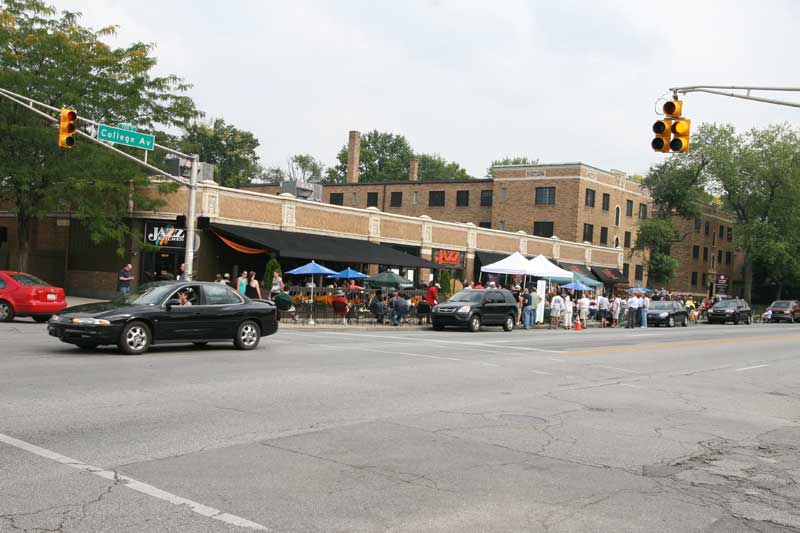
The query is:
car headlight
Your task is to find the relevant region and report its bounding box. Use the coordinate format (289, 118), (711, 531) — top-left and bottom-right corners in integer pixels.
(432, 305), (439, 312)
(659, 312), (669, 317)
(72, 317), (111, 326)
(456, 305), (471, 313)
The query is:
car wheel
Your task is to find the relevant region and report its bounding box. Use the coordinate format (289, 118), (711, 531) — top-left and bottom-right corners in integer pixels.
(118, 321), (151, 355)
(667, 316), (675, 328)
(734, 315), (740, 325)
(33, 315), (51, 323)
(745, 314), (752, 325)
(681, 315), (688, 327)
(0, 300), (14, 322)
(468, 314), (481, 333)
(503, 314), (515, 332)
(234, 320), (261, 350)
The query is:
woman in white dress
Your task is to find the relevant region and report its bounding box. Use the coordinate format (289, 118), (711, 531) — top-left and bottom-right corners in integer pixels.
(611, 295), (621, 327)
(563, 293), (574, 330)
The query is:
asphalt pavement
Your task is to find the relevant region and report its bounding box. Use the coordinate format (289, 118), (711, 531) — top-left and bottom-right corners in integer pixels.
(1, 319), (799, 532)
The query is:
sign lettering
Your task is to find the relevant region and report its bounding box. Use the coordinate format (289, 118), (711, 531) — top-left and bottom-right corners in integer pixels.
(97, 124), (155, 151)
(144, 223), (185, 249)
(432, 248), (465, 268)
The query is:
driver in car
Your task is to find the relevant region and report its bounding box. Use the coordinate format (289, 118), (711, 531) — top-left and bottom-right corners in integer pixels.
(177, 289), (192, 306)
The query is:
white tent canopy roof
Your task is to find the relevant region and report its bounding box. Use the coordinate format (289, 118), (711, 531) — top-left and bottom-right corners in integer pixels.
(526, 254), (575, 279)
(479, 251), (531, 275)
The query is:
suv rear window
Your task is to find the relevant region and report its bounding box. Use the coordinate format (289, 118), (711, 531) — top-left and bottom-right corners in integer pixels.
(10, 274), (48, 286)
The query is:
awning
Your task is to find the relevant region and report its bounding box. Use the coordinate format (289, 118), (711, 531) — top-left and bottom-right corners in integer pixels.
(591, 266), (629, 285)
(558, 262), (602, 287)
(210, 223), (439, 269)
(475, 251), (518, 265)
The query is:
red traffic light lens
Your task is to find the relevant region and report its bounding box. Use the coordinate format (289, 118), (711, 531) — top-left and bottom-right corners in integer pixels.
(66, 110), (77, 121)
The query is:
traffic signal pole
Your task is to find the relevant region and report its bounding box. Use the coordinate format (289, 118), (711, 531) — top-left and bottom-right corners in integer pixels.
(669, 85), (800, 109)
(0, 86), (201, 281)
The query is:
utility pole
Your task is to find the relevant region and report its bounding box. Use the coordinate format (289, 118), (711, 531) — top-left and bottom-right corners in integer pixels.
(0, 86), (201, 281)
(668, 85), (800, 109)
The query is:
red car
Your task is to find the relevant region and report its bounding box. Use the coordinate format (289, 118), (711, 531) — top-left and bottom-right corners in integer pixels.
(0, 271), (67, 322)
(767, 300), (800, 323)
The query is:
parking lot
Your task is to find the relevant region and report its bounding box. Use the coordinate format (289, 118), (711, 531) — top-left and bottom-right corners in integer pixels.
(1, 321), (799, 532)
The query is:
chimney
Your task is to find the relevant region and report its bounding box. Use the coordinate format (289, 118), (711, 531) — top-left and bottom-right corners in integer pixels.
(408, 158), (419, 181)
(346, 130), (361, 184)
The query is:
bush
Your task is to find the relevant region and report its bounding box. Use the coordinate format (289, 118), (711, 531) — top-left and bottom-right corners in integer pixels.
(438, 270), (452, 295)
(265, 257), (282, 286)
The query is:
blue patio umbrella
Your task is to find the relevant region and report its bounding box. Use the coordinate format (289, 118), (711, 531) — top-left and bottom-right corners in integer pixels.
(626, 286), (654, 293)
(327, 267), (368, 279)
(562, 281), (593, 291)
(285, 261), (338, 325)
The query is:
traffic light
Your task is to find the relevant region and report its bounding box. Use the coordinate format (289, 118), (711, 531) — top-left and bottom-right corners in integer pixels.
(651, 119), (672, 152)
(670, 118), (691, 152)
(663, 99), (683, 118)
(58, 108), (77, 149)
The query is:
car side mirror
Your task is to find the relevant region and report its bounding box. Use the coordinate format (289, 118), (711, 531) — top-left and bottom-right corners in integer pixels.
(166, 299), (180, 310)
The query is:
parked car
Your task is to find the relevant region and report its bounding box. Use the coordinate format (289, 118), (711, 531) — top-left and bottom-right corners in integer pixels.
(47, 281), (278, 354)
(0, 271), (67, 323)
(646, 300), (689, 327)
(766, 300), (800, 323)
(707, 298), (752, 325)
(431, 288), (518, 332)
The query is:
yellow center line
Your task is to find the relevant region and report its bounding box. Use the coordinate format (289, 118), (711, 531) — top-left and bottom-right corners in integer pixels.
(565, 334), (800, 355)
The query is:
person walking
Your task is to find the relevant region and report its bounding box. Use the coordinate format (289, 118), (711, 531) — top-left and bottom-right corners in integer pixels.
(611, 294), (621, 328)
(549, 292), (564, 329)
(117, 264), (134, 296)
(245, 271), (262, 300)
(577, 293), (591, 329)
(237, 271), (248, 295)
(641, 293), (650, 328)
(522, 288), (534, 329)
(426, 283), (439, 307)
(563, 293), (574, 330)
(598, 293), (610, 328)
(270, 270), (284, 299)
(627, 293), (640, 328)
(176, 263), (187, 281)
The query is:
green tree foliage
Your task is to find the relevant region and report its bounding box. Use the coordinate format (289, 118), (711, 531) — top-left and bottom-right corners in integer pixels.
(645, 156), (710, 219)
(487, 156), (539, 177)
(324, 130), (473, 183)
(261, 154), (325, 184)
(178, 118), (261, 188)
(417, 153), (472, 181)
(634, 217), (681, 286)
(264, 256), (281, 287)
(0, 0), (200, 271)
(438, 269), (452, 295)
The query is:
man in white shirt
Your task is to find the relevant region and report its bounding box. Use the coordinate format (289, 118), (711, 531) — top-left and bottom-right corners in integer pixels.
(578, 294), (591, 328)
(641, 294), (650, 328)
(627, 294), (640, 328)
(598, 294), (610, 327)
(550, 293), (564, 329)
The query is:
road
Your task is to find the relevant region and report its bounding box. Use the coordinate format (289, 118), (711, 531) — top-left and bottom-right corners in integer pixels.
(1, 320), (799, 532)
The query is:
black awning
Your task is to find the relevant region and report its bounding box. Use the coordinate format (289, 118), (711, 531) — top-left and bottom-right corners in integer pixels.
(558, 262), (599, 281)
(591, 266), (629, 285)
(210, 223), (439, 269)
(475, 251), (512, 266)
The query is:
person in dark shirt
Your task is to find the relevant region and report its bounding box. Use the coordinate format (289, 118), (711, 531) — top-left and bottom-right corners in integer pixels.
(117, 264), (134, 295)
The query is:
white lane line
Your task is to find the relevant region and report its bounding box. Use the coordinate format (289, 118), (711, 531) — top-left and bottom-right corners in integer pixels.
(735, 364), (769, 372)
(592, 364), (641, 374)
(0, 432), (269, 531)
(321, 332), (566, 353)
(530, 370), (553, 375)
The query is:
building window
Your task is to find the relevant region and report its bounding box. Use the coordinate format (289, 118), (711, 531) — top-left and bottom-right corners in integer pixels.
(600, 226), (609, 245)
(535, 187), (556, 205)
(717, 250), (723, 264)
(691, 272), (698, 286)
(602, 193), (610, 211)
(626, 200), (634, 217)
(412, 191), (418, 206)
(703, 247), (708, 261)
(638, 203), (648, 219)
(329, 193), (343, 206)
(428, 190), (445, 207)
(702, 273), (708, 287)
(583, 223), (594, 243)
(712, 232), (716, 247)
(624, 231), (632, 248)
(705, 221), (710, 235)
(585, 188), (596, 208)
(500, 187), (508, 202)
(719, 225), (725, 238)
(725, 251), (732, 265)
(479, 222), (491, 229)
(727, 227), (733, 241)
(367, 192), (379, 207)
(480, 190), (493, 206)
(614, 206), (621, 226)
(692, 245), (699, 260)
(635, 264), (644, 281)
(456, 190), (470, 207)
(694, 217), (702, 233)
(623, 263), (630, 280)
(533, 221), (554, 238)
(390, 191), (402, 208)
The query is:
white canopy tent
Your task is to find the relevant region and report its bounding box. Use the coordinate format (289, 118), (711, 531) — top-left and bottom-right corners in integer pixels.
(479, 251), (532, 275)
(526, 254), (575, 281)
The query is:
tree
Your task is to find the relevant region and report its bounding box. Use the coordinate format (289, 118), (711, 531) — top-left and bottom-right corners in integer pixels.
(416, 153), (473, 181)
(633, 218), (681, 286)
(264, 256), (281, 288)
(178, 118), (260, 188)
(261, 154), (325, 184)
(0, 0), (200, 271)
(487, 156), (540, 177)
(438, 270), (452, 295)
(325, 130), (414, 183)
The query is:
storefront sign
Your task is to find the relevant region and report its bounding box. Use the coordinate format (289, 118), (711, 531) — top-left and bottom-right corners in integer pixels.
(144, 222), (186, 250)
(716, 274), (729, 294)
(432, 248), (465, 268)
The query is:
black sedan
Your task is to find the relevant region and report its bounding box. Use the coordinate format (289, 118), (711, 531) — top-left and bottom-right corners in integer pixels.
(431, 288), (518, 332)
(707, 298), (752, 325)
(47, 282), (278, 354)
(646, 300), (689, 327)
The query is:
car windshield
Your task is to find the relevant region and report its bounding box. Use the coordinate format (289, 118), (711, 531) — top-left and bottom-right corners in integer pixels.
(448, 290), (484, 303)
(649, 301), (673, 309)
(713, 300), (738, 308)
(771, 301), (791, 308)
(10, 274), (49, 286)
(113, 284), (175, 306)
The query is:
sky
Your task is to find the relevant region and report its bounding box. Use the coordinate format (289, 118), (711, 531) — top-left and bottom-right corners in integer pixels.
(49, 0), (800, 178)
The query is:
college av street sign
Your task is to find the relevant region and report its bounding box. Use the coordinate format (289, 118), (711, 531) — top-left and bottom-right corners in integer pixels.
(97, 124), (155, 151)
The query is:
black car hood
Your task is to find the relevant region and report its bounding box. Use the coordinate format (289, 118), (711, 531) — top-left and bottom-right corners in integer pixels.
(58, 301), (148, 318)
(437, 302), (473, 309)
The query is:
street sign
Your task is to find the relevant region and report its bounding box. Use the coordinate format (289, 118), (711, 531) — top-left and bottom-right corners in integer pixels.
(97, 124), (155, 151)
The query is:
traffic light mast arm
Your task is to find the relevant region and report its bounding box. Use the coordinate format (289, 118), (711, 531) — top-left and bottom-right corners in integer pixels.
(669, 85), (800, 109)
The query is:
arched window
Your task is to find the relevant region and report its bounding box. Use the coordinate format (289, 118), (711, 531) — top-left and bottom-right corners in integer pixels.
(614, 206), (621, 227)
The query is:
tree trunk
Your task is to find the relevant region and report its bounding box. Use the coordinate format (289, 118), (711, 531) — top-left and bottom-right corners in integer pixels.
(17, 214), (30, 273)
(743, 260), (753, 303)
